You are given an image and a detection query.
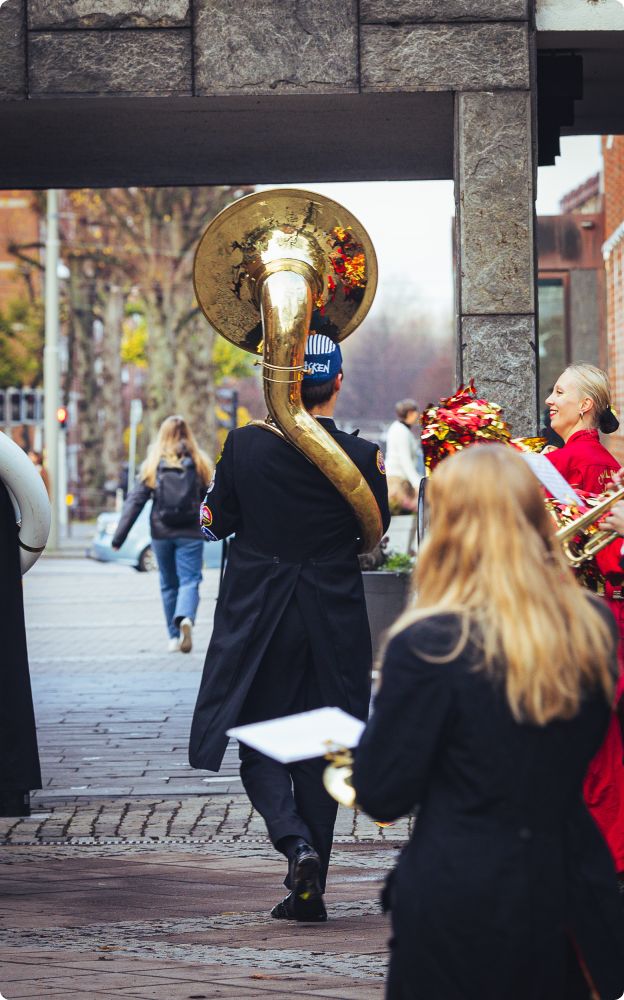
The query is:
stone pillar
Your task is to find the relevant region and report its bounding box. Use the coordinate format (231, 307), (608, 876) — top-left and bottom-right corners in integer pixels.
(455, 90), (537, 435)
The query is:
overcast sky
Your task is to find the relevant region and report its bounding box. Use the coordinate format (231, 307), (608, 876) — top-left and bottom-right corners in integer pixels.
(262, 135), (604, 322)
(536, 135), (602, 214)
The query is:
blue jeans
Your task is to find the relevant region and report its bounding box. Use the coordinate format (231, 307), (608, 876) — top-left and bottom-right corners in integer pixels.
(151, 538), (204, 638)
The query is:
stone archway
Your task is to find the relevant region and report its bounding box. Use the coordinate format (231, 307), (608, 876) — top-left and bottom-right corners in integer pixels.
(1, 1), (538, 431)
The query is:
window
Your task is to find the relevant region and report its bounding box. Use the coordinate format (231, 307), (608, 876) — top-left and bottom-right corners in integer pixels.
(538, 277), (567, 420)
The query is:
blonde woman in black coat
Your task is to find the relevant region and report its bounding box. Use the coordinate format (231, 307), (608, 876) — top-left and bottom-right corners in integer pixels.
(353, 445), (624, 1000)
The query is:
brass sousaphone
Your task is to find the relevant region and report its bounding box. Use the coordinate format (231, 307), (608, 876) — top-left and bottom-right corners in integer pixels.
(193, 188), (383, 553)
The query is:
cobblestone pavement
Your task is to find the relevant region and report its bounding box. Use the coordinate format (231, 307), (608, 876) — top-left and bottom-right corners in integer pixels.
(0, 556), (409, 998)
(23, 556), (238, 801)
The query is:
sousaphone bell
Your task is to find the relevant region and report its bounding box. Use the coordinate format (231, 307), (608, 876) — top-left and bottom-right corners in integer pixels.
(193, 188), (383, 553)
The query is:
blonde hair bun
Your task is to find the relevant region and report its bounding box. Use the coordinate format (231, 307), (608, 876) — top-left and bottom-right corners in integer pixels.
(566, 363), (619, 433)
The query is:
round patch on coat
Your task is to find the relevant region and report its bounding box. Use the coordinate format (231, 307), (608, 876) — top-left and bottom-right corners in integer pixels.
(376, 450), (386, 475)
(201, 503), (213, 528)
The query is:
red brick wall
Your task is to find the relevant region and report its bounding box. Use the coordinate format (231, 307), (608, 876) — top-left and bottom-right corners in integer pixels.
(603, 137), (624, 463)
(603, 137), (624, 242)
(0, 190), (40, 309)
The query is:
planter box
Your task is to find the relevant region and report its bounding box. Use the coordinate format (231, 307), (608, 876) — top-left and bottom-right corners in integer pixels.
(386, 513), (415, 554)
(362, 570), (411, 661)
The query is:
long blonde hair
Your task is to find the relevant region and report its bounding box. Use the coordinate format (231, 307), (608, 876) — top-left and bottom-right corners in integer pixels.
(392, 445), (614, 725)
(141, 415), (212, 489)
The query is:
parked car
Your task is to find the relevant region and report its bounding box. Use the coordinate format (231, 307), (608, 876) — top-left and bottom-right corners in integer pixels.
(86, 500), (224, 571)
(87, 501), (155, 571)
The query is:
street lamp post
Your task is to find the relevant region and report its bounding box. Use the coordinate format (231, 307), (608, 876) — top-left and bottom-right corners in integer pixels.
(127, 397), (143, 489)
(43, 190), (60, 551)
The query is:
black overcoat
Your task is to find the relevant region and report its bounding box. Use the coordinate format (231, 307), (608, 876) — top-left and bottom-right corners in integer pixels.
(353, 608), (624, 1000)
(189, 418), (390, 772)
(0, 482), (41, 793)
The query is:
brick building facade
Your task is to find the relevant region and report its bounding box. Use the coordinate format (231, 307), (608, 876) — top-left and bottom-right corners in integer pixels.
(0, 190), (39, 309)
(603, 136), (624, 462)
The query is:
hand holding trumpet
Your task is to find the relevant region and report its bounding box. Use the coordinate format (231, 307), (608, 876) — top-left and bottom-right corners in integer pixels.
(602, 469), (624, 537)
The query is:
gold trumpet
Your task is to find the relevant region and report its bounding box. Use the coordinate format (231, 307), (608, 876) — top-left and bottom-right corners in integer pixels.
(322, 746), (357, 809)
(555, 484), (624, 567)
(322, 744), (393, 826)
(193, 188), (383, 553)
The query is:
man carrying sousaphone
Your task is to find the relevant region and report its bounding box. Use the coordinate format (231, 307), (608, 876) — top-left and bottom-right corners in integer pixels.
(189, 334), (390, 922)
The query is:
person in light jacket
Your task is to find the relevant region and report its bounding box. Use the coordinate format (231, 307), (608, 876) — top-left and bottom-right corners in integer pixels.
(385, 399), (424, 514)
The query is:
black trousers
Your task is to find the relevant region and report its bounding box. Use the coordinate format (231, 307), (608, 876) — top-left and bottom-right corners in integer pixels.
(237, 595), (339, 892)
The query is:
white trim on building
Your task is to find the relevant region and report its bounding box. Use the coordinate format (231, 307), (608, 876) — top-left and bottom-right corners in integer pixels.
(603, 220), (624, 260)
(537, 0), (624, 31)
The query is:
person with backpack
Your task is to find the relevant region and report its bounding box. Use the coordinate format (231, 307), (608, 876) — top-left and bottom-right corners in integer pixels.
(112, 415), (212, 653)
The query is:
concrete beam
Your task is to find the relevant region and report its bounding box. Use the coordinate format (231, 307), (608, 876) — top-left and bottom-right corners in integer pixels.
(0, 92), (454, 188)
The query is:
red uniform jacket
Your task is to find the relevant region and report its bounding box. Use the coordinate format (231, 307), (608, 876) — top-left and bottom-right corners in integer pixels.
(547, 428), (624, 872)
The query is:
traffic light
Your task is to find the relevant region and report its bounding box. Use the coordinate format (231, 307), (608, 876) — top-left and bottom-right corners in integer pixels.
(9, 389), (21, 423)
(56, 405), (68, 429)
(23, 390), (36, 423)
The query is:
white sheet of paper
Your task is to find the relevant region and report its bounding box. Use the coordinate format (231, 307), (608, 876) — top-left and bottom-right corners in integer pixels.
(521, 452), (582, 505)
(227, 707), (365, 764)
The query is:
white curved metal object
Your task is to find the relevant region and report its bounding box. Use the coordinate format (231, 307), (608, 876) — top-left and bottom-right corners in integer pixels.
(0, 431), (51, 574)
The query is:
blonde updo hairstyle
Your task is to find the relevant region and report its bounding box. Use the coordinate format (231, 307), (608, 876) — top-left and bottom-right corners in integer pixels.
(565, 363), (619, 434)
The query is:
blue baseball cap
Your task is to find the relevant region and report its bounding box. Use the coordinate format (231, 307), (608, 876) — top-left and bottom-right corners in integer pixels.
(304, 333), (343, 384)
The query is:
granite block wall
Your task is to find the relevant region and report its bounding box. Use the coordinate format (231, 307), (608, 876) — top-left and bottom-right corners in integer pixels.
(0, 0), (26, 98)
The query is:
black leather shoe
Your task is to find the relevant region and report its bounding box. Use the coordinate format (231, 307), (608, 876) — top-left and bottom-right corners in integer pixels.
(271, 892), (297, 920)
(270, 890), (327, 923)
(290, 844), (326, 921)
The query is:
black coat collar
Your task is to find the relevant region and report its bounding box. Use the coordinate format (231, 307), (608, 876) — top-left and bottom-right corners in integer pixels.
(316, 416), (337, 432)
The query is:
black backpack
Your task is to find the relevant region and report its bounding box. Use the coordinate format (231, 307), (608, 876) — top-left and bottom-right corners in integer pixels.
(155, 458), (199, 528)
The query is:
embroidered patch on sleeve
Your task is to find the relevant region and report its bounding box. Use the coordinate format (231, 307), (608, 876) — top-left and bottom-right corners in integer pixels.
(376, 450), (386, 475)
(200, 501), (217, 540)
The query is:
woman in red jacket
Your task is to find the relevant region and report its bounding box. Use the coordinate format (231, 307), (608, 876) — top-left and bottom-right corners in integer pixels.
(545, 363), (624, 878)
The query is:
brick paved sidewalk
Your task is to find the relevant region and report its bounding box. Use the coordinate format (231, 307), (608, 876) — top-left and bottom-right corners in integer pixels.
(0, 557), (407, 998)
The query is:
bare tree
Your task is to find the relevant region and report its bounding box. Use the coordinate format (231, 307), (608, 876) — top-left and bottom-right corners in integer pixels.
(88, 185), (252, 454)
(340, 289), (455, 424)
